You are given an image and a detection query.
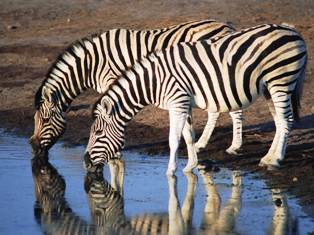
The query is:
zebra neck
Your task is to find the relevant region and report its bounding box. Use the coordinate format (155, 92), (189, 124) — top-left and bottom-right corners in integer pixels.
(108, 56), (161, 125)
(40, 84), (81, 112)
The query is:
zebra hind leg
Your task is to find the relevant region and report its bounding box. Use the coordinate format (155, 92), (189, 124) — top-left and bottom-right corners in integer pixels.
(226, 110), (244, 155)
(259, 93), (294, 170)
(195, 112), (220, 153)
(261, 99), (281, 159)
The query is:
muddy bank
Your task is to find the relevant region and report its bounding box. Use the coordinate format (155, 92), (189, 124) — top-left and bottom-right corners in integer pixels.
(0, 0), (314, 220)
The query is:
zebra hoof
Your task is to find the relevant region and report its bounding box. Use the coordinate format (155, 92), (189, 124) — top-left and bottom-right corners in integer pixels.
(258, 159), (281, 171)
(183, 163), (197, 173)
(182, 167), (193, 173)
(166, 166), (177, 176)
(195, 143), (205, 153)
(197, 159), (220, 173)
(266, 164), (282, 171)
(225, 147), (243, 155)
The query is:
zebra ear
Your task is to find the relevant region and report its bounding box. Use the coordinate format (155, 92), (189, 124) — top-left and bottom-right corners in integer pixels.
(100, 97), (113, 116)
(42, 87), (57, 105)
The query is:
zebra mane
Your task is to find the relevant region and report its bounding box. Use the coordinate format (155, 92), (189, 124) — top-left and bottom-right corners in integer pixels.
(34, 33), (104, 110)
(34, 86), (44, 110)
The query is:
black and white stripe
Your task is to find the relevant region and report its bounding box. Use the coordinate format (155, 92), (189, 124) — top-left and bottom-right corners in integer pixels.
(84, 171), (134, 234)
(32, 157), (94, 234)
(85, 24), (307, 173)
(30, 19), (237, 155)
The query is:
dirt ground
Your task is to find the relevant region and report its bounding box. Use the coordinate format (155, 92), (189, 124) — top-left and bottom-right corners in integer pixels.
(1, 0), (314, 218)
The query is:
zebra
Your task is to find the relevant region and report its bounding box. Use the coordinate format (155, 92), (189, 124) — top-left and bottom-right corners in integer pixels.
(85, 23), (307, 175)
(29, 19), (245, 158)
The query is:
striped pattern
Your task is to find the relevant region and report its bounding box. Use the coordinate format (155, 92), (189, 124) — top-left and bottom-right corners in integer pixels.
(86, 24), (307, 173)
(32, 157), (93, 234)
(85, 171), (134, 234)
(30, 19), (236, 154)
(31, 157), (195, 234)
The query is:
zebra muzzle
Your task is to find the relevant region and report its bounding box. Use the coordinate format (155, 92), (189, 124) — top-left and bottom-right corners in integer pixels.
(29, 136), (47, 158)
(83, 152), (104, 174)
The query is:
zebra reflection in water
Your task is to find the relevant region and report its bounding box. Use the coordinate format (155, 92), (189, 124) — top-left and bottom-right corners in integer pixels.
(32, 156), (92, 234)
(32, 157), (126, 234)
(31, 156), (296, 235)
(269, 189), (299, 235)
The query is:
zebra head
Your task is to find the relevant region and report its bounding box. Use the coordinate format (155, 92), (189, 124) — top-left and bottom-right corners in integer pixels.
(30, 86), (66, 156)
(85, 97), (125, 167)
(32, 156), (66, 201)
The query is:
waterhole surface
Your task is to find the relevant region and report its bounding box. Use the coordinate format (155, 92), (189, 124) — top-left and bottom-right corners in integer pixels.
(0, 131), (313, 234)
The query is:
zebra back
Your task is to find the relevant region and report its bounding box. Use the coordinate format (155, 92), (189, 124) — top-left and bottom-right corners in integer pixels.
(35, 19), (234, 111)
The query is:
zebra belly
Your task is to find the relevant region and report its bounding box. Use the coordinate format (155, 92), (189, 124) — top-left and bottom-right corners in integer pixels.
(227, 93), (260, 112)
(202, 92), (260, 113)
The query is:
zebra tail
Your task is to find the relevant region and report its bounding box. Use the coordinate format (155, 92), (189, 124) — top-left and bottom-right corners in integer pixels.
(291, 67), (306, 123)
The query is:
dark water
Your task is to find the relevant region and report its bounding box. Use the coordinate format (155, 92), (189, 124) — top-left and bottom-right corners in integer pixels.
(0, 131), (313, 235)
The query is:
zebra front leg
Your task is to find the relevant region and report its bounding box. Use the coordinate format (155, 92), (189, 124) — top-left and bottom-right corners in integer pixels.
(259, 94), (294, 169)
(182, 110), (198, 173)
(195, 112), (220, 153)
(167, 110), (187, 176)
(226, 110), (243, 155)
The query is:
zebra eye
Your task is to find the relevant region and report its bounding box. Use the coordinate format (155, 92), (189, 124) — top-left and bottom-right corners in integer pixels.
(95, 129), (103, 136)
(42, 116), (50, 122)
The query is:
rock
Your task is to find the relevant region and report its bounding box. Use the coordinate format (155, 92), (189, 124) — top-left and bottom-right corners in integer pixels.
(7, 25), (18, 30)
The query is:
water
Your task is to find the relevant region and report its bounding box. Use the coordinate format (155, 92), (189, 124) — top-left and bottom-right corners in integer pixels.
(0, 131), (313, 235)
